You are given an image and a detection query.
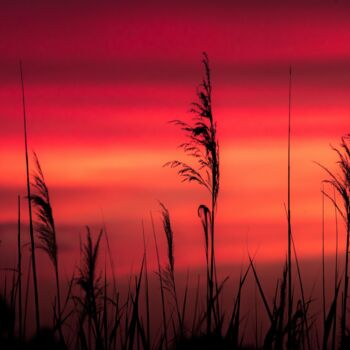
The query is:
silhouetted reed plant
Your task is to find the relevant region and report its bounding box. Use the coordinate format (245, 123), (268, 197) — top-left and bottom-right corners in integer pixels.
(30, 153), (63, 339)
(165, 52), (220, 336)
(159, 202), (188, 339)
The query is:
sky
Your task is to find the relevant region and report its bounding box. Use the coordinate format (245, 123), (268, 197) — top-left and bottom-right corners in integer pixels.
(1, 1), (350, 285)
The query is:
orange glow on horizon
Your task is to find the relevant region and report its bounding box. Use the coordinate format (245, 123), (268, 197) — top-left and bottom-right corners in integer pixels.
(1, 1), (350, 279)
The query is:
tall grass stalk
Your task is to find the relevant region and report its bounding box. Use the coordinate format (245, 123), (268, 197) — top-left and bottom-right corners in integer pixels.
(142, 221), (151, 350)
(322, 187), (326, 338)
(19, 61), (40, 333)
(103, 224), (118, 300)
(103, 260), (108, 350)
(30, 152), (64, 344)
(17, 195), (22, 340)
(291, 233), (311, 350)
(191, 275), (200, 336)
(151, 213), (168, 349)
(287, 65), (293, 349)
(159, 202), (183, 335)
(165, 52), (220, 335)
(23, 256), (31, 339)
(332, 188), (339, 350)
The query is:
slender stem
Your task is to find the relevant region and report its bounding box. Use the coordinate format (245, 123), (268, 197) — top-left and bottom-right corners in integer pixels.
(341, 219), (350, 347)
(192, 275), (200, 335)
(20, 60), (40, 333)
(103, 224), (118, 299)
(23, 255), (32, 339)
(254, 283), (258, 349)
(287, 65), (292, 349)
(142, 221), (151, 350)
(210, 104), (219, 333)
(172, 272), (182, 335)
(17, 195), (22, 340)
(54, 261), (65, 346)
(322, 187), (326, 338)
(322, 186), (327, 349)
(151, 213), (168, 350)
(208, 202), (214, 334)
(291, 233), (311, 350)
(331, 188), (338, 350)
(104, 261), (108, 350)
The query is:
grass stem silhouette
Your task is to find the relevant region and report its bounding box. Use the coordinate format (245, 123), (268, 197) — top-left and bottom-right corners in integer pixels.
(322, 187), (326, 343)
(332, 188), (339, 350)
(142, 221), (151, 350)
(17, 195), (22, 341)
(159, 202), (183, 336)
(30, 152), (65, 345)
(23, 255), (31, 339)
(20, 60), (40, 333)
(287, 65), (293, 350)
(151, 213), (168, 350)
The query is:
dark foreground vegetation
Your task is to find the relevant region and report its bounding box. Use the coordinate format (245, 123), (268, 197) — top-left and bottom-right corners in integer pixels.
(1, 54), (350, 349)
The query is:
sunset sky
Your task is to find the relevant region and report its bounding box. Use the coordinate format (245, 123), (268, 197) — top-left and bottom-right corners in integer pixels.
(1, 1), (350, 283)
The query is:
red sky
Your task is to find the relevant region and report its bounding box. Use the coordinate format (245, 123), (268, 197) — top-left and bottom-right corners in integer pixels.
(1, 1), (350, 281)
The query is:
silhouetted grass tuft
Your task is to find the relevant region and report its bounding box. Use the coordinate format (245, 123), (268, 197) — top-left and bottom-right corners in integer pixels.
(75, 227), (104, 350)
(317, 135), (350, 348)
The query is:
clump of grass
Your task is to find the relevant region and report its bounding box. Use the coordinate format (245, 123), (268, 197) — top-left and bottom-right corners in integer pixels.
(225, 265), (250, 348)
(126, 256), (145, 350)
(316, 135), (350, 348)
(249, 257), (305, 349)
(75, 227), (104, 350)
(165, 52), (220, 335)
